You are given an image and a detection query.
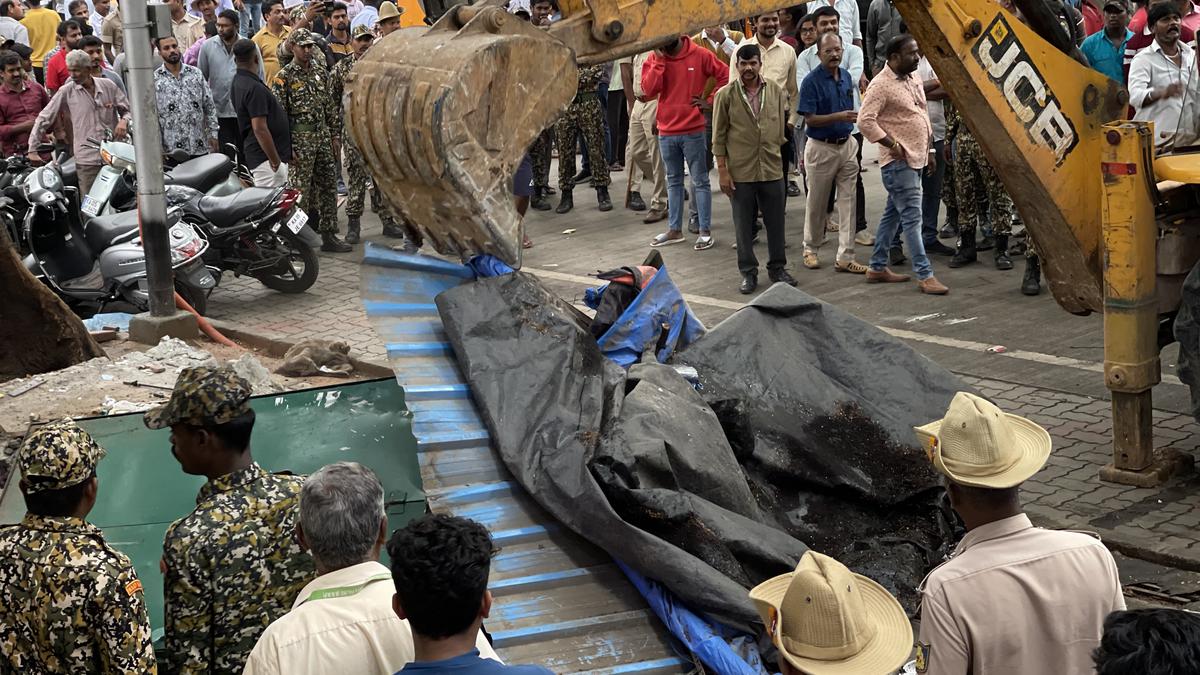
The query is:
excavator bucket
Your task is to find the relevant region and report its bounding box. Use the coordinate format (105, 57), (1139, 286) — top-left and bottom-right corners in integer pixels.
(345, 5), (578, 267)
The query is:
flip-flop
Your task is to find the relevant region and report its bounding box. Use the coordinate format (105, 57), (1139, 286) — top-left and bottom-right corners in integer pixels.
(650, 232), (684, 247)
(694, 235), (714, 251)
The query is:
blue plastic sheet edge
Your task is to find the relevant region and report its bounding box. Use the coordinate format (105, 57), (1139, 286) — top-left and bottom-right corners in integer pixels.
(615, 560), (774, 675)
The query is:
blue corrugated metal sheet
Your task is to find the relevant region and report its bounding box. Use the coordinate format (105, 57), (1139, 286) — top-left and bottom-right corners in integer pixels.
(361, 244), (691, 673)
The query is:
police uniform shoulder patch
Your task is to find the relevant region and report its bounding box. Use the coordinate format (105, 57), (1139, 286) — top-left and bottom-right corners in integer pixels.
(125, 579), (143, 597)
(915, 642), (930, 674)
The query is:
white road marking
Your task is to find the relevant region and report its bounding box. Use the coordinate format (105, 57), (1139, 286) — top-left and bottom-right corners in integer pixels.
(906, 313), (943, 323)
(526, 267), (1186, 388)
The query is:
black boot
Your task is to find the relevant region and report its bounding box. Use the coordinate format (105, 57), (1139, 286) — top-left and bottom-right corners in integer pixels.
(628, 191), (647, 212)
(977, 233), (995, 251)
(572, 167), (591, 184)
(596, 186), (613, 212)
(321, 232), (353, 252)
(555, 189), (574, 214)
(1022, 255), (1042, 296)
(382, 220), (406, 238)
(345, 216), (361, 245)
(949, 230), (977, 268)
(531, 188), (552, 211)
(994, 235), (1012, 270)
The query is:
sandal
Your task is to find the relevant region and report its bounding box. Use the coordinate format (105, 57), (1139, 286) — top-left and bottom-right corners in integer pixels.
(835, 260), (869, 274)
(651, 231), (685, 247)
(803, 252), (820, 269)
(694, 235), (715, 251)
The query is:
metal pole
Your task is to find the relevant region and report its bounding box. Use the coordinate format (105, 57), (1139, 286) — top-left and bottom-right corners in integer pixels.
(122, 0), (174, 316)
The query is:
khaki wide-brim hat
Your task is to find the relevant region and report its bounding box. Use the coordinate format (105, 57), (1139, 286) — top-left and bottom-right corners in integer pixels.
(377, 1), (402, 21)
(914, 391), (1051, 489)
(749, 551), (913, 675)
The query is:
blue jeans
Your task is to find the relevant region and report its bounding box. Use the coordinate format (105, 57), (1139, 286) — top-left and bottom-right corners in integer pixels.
(659, 132), (711, 233)
(871, 161), (932, 280)
(240, 2), (263, 36)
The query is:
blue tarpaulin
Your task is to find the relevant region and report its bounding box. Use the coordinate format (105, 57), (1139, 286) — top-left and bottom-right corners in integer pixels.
(584, 263), (705, 368)
(616, 560), (774, 675)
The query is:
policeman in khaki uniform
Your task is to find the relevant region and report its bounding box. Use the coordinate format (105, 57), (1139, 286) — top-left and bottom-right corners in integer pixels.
(146, 366), (315, 675)
(748, 549), (913, 674)
(912, 392), (1125, 675)
(272, 28), (352, 252)
(0, 419), (156, 673)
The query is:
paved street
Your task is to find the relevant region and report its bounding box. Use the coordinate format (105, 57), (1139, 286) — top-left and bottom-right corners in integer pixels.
(206, 147), (1200, 600)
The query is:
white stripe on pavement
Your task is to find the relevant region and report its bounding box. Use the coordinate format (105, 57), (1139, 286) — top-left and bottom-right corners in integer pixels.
(525, 267), (1185, 388)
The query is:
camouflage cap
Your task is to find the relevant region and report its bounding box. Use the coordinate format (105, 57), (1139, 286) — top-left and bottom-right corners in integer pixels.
(143, 366), (253, 430)
(351, 24), (375, 39)
(18, 419), (106, 494)
(290, 26), (318, 45)
(288, 5), (308, 22)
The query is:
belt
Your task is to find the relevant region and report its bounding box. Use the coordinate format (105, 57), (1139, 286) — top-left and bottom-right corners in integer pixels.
(812, 136), (850, 145)
(292, 122), (320, 133)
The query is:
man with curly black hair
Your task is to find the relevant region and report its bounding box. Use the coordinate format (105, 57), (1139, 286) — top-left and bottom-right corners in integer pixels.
(388, 514), (552, 675)
(1093, 608), (1200, 675)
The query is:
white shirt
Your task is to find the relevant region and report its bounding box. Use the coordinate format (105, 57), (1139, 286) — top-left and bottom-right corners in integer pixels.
(811, 0), (861, 48)
(918, 515), (1125, 675)
(1129, 39), (1196, 147)
(796, 40), (864, 132)
(243, 561), (502, 675)
(0, 16), (28, 46)
(350, 5), (377, 30)
(917, 56), (945, 141)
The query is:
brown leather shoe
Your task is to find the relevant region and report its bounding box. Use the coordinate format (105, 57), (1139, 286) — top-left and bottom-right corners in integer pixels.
(918, 276), (950, 295)
(643, 208), (668, 224)
(865, 267), (910, 283)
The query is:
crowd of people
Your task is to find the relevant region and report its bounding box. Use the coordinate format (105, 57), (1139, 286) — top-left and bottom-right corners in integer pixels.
(529, 0), (1200, 298)
(1, 368), (1198, 674)
(0, 0), (418, 254)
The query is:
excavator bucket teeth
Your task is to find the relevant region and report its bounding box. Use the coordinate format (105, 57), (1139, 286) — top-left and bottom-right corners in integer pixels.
(345, 9), (578, 268)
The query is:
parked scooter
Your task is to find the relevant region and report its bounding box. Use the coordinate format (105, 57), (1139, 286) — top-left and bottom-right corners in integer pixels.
(19, 153), (217, 315)
(81, 139), (246, 219)
(163, 184), (319, 293)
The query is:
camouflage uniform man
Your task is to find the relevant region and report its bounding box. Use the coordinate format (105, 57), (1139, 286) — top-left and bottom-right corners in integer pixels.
(0, 420), (156, 673)
(940, 101), (959, 239)
(554, 63), (613, 214)
(529, 127), (555, 211)
(947, 104), (1015, 271)
(147, 366), (315, 675)
(332, 24), (373, 244)
(272, 28), (352, 252)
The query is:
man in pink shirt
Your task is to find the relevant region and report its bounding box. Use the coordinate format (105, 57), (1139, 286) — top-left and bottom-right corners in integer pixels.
(857, 33), (948, 295)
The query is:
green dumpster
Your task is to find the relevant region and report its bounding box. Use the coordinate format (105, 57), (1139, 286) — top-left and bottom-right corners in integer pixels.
(0, 378), (426, 642)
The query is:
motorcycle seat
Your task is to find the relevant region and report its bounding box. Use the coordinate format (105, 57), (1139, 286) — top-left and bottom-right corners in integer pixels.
(165, 154), (233, 194)
(196, 187), (277, 225)
(83, 209), (139, 252)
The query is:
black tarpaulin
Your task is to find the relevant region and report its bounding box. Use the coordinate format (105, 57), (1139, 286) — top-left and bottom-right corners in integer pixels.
(436, 274), (961, 629)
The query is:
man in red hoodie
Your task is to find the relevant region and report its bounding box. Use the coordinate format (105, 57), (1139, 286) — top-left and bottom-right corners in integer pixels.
(643, 34), (728, 250)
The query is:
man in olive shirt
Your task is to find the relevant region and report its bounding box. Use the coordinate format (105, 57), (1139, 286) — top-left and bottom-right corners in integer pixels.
(713, 43), (795, 295)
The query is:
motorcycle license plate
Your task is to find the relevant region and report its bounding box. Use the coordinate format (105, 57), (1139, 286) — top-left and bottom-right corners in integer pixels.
(81, 195), (102, 217)
(286, 209), (308, 234)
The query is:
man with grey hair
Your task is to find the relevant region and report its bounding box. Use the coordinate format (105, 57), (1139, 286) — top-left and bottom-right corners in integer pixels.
(244, 462), (500, 674)
(27, 48), (130, 194)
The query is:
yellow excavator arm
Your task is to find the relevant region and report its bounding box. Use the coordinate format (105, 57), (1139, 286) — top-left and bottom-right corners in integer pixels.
(897, 0), (1124, 315)
(344, 0), (798, 267)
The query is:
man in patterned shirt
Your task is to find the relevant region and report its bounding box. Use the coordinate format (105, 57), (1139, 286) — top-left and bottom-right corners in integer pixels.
(272, 27), (351, 252)
(0, 419), (156, 673)
(146, 366), (315, 675)
(155, 34), (219, 159)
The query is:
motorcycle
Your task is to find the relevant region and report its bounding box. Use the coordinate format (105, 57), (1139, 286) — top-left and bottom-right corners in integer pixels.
(163, 184), (319, 294)
(18, 153), (217, 316)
